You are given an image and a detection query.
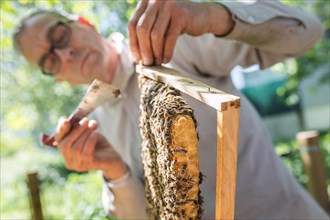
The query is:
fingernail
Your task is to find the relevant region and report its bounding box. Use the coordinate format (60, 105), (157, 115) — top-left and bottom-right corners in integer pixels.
(133, 55), (139, 63)
(88, 120), (97, 128)
(79, 118), (88, 125)
(143, 58), (151, 66)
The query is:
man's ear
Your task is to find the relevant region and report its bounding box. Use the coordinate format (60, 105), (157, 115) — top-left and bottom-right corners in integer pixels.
(77, 16), (95, 30)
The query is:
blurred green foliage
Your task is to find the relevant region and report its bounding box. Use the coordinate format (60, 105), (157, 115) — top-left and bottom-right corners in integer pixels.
(274, 0), (330, 109)
(1, 0), (329, 219)
(1, 0), (137, 219)
(275, 132), (330, 190)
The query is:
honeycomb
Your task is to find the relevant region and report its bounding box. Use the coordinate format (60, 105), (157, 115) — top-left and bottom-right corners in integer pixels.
(139, 75), (203, 220)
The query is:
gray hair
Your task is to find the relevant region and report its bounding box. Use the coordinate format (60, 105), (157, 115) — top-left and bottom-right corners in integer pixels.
(13, 10), (69, 54)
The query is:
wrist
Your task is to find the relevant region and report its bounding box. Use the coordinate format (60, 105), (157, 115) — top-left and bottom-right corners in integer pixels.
(103, 165), (132, 188)
(102, 161), (128, 180)
(207, 3), (235, 36)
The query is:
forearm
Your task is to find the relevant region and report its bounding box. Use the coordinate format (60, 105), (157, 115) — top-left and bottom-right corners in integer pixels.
(186, 2), (235, 37)
(181, 0), (324, 71)
(102, 160), (127, 180)
(218, 0), (324, 56)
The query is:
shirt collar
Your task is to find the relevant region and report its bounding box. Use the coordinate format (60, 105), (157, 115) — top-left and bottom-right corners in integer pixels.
(108, 32), (135, 92)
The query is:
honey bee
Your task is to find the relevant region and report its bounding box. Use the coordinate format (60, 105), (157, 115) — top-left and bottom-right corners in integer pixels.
(181, 163), (188, 175)
(173, 148), (188, 154)
(199, 172), (206, 184)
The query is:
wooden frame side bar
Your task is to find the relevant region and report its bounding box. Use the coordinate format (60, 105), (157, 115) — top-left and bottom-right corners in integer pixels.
(137, 65), (240, 219)
(216, 107), (240, 219)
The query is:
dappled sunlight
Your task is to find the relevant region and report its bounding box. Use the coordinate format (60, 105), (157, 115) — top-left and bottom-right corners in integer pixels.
(1, 1), (138, 218)
(1, 0), (328, 218)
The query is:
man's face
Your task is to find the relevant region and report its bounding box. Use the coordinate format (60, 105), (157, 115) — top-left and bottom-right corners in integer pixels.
(18, 13), (117, 85)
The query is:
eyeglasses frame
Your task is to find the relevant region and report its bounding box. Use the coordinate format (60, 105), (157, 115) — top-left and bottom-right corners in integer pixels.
(38, 18), (73, 76)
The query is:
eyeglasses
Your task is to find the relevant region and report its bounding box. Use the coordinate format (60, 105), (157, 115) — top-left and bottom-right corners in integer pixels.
(38, 19), (73, 76)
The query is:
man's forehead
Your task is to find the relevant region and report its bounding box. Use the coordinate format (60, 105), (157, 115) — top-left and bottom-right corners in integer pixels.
(19, 13), (60, 66)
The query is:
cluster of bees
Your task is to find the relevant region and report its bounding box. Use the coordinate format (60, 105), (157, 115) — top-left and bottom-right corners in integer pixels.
(139, 75), (204, 220)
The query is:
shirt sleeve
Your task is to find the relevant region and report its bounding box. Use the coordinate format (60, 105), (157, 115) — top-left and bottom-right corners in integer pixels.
(102, 171), (147, 219)
(219, 0), (323, 65)
(171, 0), (323, 76)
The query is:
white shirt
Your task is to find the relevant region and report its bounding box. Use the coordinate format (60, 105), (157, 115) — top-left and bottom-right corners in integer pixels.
(93, 1), (328, 219)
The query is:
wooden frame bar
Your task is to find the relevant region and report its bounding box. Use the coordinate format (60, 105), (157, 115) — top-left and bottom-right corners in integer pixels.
(136, 65), (240, 219)
(296, 131), (330, 214)
(27, 172), (44, 220)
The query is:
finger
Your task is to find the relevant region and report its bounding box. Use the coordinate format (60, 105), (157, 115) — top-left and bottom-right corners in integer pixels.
(58, 118), (89, 169)
(61, 118), (89, 147)
(56, 116), (71, 143)
(150, 10), (170, 65)
(128, 0), (149, 62)
(71, 128), (93, 168)
(72, 120), (98, 167)
(72, 159), (90, 172)
(81, 129), (98, 165)
(163, 19), (181, 64)
(135, 3), (160, 65)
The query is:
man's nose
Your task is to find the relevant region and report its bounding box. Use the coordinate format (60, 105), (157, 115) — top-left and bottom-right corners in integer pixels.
(55, 47), (74, 61)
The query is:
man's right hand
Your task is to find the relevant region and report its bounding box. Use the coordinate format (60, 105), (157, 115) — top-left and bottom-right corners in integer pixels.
(55, 117), (127, 180)
(128, 0), (234, 66)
